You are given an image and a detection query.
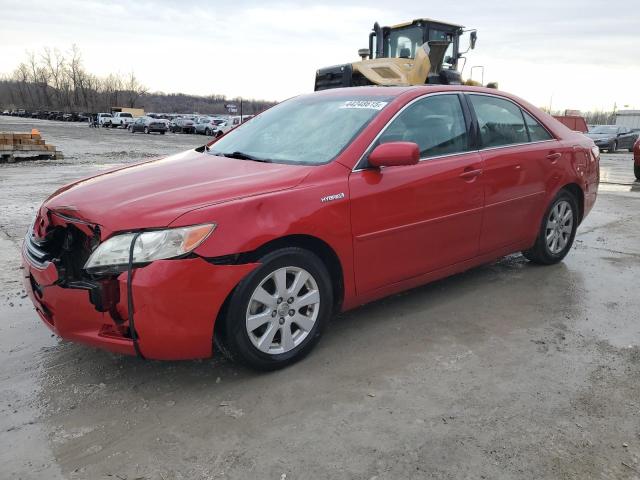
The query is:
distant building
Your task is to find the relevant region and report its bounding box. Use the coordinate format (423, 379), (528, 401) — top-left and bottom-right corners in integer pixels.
(553, 115), (588, 133)
(111, 107), (145, 117)
(615, 110), (640, 130)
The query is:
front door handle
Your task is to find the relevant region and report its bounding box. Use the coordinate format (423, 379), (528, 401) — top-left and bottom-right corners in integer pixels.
(546, 152), (562, 162)
(459, 167), (483, 180)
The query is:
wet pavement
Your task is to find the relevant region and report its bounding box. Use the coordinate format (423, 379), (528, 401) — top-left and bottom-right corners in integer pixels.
(1, 116), (640, 479)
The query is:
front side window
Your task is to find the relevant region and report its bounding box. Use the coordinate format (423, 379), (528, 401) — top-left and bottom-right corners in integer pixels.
(469, 95), (528, 148)
(376, 94), (470, 158)
(209, 95), (392, 165)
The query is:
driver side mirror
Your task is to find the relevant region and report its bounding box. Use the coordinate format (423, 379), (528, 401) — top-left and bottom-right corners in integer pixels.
(368, 142), (420, 168)
(470, 31), (477, 50)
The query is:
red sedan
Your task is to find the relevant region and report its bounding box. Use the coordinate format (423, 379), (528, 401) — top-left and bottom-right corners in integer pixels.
(22, 86), (599, 370)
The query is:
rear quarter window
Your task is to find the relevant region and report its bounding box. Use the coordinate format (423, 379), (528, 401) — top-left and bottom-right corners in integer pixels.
(523, 111), (553, 142)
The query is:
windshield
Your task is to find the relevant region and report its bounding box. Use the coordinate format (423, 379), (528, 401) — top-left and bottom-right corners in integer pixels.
(383, 26), (424, 59)
(209, 95), (392, 165)
(590, 126), (618, 134)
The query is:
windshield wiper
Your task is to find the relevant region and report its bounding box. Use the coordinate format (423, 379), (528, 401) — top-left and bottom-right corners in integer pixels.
(212, 151), (272, 163)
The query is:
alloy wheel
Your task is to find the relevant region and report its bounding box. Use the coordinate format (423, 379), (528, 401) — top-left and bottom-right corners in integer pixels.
(545, 200), (573, 254)
(245, 266), (320, 355)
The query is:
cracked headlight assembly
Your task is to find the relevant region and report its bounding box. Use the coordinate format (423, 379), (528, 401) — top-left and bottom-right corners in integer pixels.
(84, 223), (216, 273)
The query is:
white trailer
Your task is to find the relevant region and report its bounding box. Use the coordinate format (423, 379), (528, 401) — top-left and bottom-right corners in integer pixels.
(615, 110), (640, 130)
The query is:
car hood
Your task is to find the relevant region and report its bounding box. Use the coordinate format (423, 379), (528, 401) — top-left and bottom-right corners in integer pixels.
(585, 133), (614, 139)
(44, 149), (313, 233)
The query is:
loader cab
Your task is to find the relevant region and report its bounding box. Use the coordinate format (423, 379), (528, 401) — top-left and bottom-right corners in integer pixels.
(314, 17), (476, 91)
(367, 19), (470, 73)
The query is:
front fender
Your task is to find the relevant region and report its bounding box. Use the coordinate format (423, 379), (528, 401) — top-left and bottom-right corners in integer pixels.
(168, 162), (356, 308)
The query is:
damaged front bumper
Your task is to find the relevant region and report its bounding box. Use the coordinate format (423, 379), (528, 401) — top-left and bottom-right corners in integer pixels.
(21, 213), (258, 360)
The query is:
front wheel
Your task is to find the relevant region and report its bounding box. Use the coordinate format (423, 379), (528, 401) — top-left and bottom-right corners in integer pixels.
(144, 126), (149, 134)
(523, 190), (578, 265)
(220, 247), (333, 370)
(609, 141), (618, 153)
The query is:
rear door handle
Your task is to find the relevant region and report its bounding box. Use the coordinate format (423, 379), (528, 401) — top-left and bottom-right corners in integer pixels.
(459, 167), (483, 180)
(546, 152), (562, 162)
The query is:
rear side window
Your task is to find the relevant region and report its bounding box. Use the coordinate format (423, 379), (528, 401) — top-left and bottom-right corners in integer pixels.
(378, 94), (470, 158)
(469, 95), (528, 148)
(523, 111), (553, 142)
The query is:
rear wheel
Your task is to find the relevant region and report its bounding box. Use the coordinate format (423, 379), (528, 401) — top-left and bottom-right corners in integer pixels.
(205, 128), (211, 136)
(220, 247), (333, 370)
(609, 141), (618, 153)
(523, 190), (578, 265)
(144, 126), (149, 134)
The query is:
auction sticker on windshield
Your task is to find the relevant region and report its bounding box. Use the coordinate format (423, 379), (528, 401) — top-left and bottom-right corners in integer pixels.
(340, 100), (388, 110)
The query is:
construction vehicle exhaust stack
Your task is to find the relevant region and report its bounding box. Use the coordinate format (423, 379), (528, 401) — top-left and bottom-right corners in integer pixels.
(315, 18), (477, 91)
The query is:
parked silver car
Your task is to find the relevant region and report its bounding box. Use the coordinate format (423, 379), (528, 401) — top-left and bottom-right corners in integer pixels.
(195, 117), (228, 136)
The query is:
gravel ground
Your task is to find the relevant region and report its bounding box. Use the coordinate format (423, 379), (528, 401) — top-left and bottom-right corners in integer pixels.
(1, 116), (640, 480)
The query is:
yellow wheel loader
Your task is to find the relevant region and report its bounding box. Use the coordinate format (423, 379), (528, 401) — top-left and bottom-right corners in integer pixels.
(314, 18), (477, 91)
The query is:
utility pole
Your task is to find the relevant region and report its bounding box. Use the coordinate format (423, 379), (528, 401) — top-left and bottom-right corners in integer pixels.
(470, 65), (484, 86)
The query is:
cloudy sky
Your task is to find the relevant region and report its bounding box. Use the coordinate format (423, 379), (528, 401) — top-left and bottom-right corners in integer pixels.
(1, 0), (638, 111)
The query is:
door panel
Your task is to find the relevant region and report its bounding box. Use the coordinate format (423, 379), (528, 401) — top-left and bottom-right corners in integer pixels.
(478, 141), (558, 252)
(349, 152), (484, 294)
(466, 93), (558, 253)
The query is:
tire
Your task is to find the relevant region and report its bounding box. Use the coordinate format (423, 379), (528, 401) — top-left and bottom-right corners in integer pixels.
(131, 127), (135, 134)
(609, 141), (618, 153)
(522, 190), (579, 265)
(635, 164), (640, 181)
(144, 126), (149, 134)
(205, 128), (211, 136)
(220, 247), (333, 370)
(160, 130), (165, 135)
(216, 131), (223, 138)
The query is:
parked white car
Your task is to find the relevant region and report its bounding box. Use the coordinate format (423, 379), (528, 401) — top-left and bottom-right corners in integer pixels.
(96, 113), (113, 126)
(107, 112), (135, 128)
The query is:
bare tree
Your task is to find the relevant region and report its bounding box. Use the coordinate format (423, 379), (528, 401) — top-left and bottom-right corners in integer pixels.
(0, 45), (278, 114)
(124, 72), (148, 108)
(42, 47), (66, 108)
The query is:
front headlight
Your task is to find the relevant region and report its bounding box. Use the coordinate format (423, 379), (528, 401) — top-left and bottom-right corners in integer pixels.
(84, 223), (216, 272)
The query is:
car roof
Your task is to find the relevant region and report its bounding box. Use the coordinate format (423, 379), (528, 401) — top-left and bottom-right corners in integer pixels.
(309, 85), (536, 108)
(312, 85), (510, 97)
(311, 85), (576, 141)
